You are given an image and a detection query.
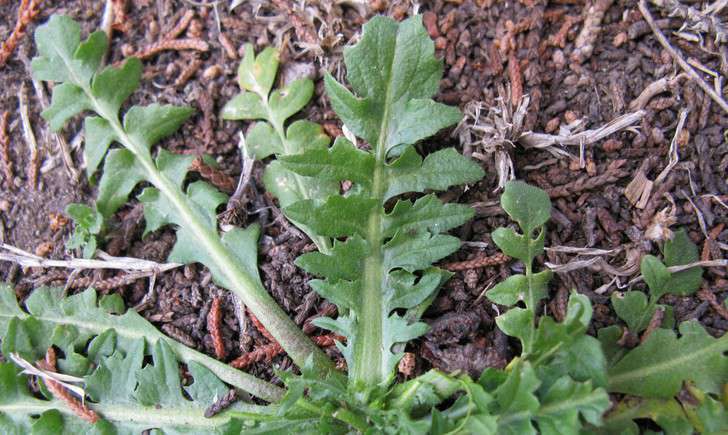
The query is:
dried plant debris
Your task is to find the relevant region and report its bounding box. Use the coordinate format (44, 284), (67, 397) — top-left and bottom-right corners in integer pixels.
(650, 0), (728, 44)
(456, 89), (644, 188)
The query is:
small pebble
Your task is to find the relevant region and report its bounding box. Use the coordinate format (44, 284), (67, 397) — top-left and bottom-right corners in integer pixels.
(612, 32), (628, 47)
(423, 12), (439, 38)
(202, 65), (222, 80)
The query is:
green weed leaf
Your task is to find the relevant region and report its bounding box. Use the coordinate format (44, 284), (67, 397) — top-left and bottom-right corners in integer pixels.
(0, 285), (282, 433)
(123, 104), (194, 150)
(385, 146), (483, 200)
(43, 83), (91, 131)
(488, 181), (551, 310)
(65, 203), (103, 258)
(91, 58), (142, 116)
(32, 14), (331, 377)
(95, 148), (145, 218)
(663, 229), (703, 295)
(607, 321), (728, 398)
(642, 255), (671, 298)
(83, 117), (116, 178)
(236, 44), (278, 95)
(245, 14), (483, 389)
(31, 15), (105, 84)
(500, 180), (551, 235)
(323, 16), (461, 153)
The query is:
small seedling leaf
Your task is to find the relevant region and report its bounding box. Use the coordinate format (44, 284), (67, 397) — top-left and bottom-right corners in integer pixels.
(663, 229), (703, 295)
(641, 254), (671, 299)
(500, 180), (552, 235)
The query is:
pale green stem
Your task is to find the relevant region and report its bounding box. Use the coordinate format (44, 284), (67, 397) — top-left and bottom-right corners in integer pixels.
(66, 72), (333, 394)
(0, 397), (269, 429)
(351, 93), (392, 388)
(107, 115), (332, 374)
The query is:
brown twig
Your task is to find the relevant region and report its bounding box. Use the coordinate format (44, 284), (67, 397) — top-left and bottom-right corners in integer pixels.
(40, 348), (99, 424)
(208, 296), (226, 359)
(547, 15), (581, 48)
(442, 253), (511, 271)
(111, 0), (129, 33)
(160, 324), (198, 348)
(190, 157), (236, 194)
(0, 0), (41, 68)
(311, 334), (345, 347)
(639, 0), (728, 114)
(546, 160), (630, 198)
(697, 289), (728, 320)
(165, 10), (196, 40)
(36, 270), (152, 291)
(204, 389), (238, 418)
(0, 111), (13, 187)
(507, 53), (523, 106)
(229, 342), (282, 369)
(124, 39), (209, 63)
(640, 307), (665, 343)
(571, 0), (615, 63)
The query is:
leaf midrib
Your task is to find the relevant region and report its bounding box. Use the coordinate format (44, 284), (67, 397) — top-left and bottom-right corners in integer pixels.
(45, 26), (333, 390)
(0, 398), (244, 428)
(353, 31), (400, 387)
(607, 335), (727, 388)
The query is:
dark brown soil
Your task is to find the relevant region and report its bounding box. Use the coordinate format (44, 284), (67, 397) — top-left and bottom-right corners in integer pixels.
(1, 0), (726, 386)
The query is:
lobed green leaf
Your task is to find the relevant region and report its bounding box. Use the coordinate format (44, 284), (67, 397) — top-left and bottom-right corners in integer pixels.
(607, 321), (728, 398)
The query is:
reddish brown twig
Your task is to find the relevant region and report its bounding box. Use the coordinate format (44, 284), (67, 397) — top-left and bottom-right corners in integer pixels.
(0, 111), (12, 187)
(235, 309), (342, 369)
(507, 53), (523, 106)
(204, 389), (238, 418)
(311, 334), (345, 347)
(398, 352), (415, 377)
(303, 303), (338, 335)
(229, 342), (283, 369)
(190, 157), (236, 194)
(165, 10), (196, 40)
(697, 289), (728, 321)
(640, 307), (665, 344)
(701, 223), (725, 263)
(174, 58), (202, 87)
(0, 0), (41, 68)
(40, 348), (99, 424)
(132, 38), (209, 61)
(442, 253), (511, 271)
(248, 310), (277, 343)
(208, 296), (226, 359)
(111, 0), (130, 33)
(547, 15), (581, 48)
(229, 333), (342, 370)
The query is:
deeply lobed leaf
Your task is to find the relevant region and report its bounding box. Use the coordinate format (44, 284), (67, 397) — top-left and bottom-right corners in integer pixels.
(31, 14), (332, 380)
(224, 15), (483, 391)
(286, 15), (483, 388)
(0, 285), (280, 433)
(487, 181), (552, 311)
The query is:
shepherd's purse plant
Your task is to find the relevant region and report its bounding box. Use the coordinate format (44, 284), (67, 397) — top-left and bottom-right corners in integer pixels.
(1, 12), (726, 435)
